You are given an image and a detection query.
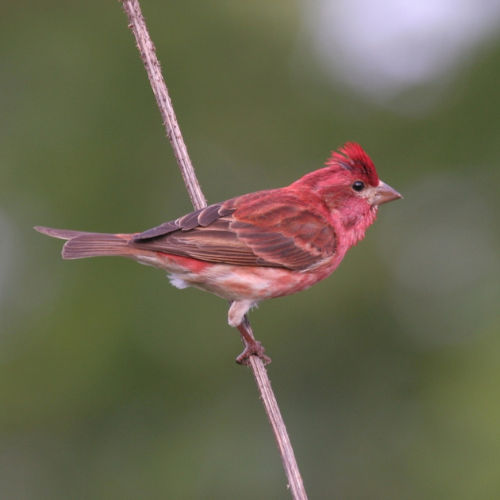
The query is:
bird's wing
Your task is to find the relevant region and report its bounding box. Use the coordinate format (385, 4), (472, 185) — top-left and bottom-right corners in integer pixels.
(132, 191), (336, 271)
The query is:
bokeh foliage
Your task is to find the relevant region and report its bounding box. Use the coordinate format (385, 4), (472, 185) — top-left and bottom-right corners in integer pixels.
(1, 1), (499, 498)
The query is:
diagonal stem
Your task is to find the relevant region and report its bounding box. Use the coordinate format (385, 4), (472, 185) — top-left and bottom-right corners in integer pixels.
(120, 0), (206, 211)
(120, 2), (308, 498)
(239, 316), (308, 499)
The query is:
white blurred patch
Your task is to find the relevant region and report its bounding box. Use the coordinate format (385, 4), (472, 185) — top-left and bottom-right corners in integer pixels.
(168, 274), (189, 290)
(376, 172), (500, 346)
(300, 0), (500, 110)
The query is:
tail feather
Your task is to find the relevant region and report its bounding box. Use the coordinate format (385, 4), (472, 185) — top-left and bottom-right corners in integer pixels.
(34, 226), (131, 260)
(34, 226), (86, 240)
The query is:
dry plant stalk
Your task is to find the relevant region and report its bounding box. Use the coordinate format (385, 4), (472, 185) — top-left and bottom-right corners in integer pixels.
(120, 1), (308, 498)
(122, 0), (307, 500)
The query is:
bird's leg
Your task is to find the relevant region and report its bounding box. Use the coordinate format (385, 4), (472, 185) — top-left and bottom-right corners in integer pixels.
(228, 301), (271, 365)
(235, 315), (272, 366)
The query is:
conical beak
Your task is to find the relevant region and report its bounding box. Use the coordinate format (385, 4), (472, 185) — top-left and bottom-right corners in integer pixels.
(374, 180), (402, 205)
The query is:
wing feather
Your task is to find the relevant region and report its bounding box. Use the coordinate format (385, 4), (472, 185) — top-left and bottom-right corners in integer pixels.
(130, 192), (336, 270)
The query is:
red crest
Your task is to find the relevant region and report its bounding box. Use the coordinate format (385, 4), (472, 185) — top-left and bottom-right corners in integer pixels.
(326, 142), (379, 186)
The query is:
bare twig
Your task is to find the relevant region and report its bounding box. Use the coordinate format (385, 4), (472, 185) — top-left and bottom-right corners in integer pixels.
(241, 319), (308, 499)
(120, 0), (206, 211)
(119, 1), (308, 498)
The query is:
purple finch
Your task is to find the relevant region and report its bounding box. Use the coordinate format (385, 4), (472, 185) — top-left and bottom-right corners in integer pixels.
(36, 143), (401, 362)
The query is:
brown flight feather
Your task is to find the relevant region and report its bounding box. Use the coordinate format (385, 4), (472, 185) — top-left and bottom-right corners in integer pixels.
(130, 191), (336, 271)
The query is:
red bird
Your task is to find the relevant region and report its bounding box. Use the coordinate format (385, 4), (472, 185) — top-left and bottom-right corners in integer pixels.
(36, 143), (401, 363)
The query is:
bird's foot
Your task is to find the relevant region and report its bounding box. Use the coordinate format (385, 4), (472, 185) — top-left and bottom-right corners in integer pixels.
(236, 318), (272, 365)
(235, 339), (272, 366)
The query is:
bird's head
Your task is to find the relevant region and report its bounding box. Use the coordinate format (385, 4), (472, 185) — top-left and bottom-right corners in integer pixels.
(293, 142), (402, 243)
(323, 142), (401, 206)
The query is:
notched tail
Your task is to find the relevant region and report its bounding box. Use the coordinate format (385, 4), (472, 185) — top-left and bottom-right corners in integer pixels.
(34, 226), (130, 260)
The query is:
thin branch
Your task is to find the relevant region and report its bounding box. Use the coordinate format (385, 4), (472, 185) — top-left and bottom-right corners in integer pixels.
(119, 1), (308, 499)
(121, 0), (206, 211)
(241, 319), (308, 499)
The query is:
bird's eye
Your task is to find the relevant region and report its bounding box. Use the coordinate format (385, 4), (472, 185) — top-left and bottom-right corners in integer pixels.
(352, 181), (365, 192)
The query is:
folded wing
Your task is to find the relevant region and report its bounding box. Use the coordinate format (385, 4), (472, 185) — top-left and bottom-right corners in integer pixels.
(132, 190), (336, 271)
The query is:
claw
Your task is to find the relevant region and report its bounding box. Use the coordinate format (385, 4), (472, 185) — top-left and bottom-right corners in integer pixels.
(235, 316), (272, 365)
(236, 339), (272, 366)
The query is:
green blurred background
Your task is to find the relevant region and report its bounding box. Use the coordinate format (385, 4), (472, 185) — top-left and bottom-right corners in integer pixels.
(1, 1), (499, 498)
